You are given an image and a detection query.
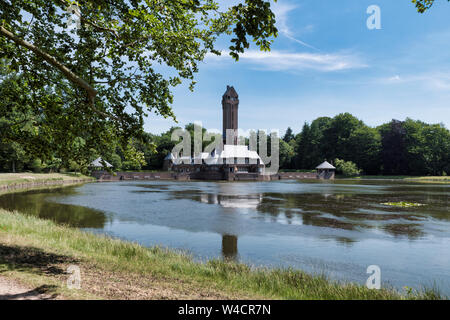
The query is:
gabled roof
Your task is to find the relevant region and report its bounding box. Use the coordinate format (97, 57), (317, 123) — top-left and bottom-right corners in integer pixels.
(316, 161), (336, 170)
(90, 157), (113, 168)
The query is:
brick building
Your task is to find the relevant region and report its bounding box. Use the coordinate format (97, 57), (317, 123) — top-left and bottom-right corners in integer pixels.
(164, 86), (266, 181)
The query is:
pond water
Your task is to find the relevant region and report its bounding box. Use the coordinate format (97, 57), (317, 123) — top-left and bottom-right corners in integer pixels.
(1, 180), (449, 294)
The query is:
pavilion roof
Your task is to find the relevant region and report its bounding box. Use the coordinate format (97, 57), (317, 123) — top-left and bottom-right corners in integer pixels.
(316, 161), (336, 170)
(90, 157), (113, 168)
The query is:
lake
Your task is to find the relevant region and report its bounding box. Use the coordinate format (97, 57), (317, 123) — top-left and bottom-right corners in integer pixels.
(1, 180), (449, 294)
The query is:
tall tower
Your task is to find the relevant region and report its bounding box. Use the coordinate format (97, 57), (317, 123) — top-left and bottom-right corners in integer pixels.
(222, 85), (239, 145)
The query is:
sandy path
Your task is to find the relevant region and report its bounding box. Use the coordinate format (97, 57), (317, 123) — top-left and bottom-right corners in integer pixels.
(0, 276), (58, 300)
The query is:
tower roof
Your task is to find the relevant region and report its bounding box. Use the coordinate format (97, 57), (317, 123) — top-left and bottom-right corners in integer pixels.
(223, 85), (238, 99)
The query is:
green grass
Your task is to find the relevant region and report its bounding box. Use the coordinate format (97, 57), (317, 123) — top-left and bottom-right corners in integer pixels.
(405, 176), (450, 182)
(0, 209), (445, 300)
(348, 175), (450, 183)
(0, 173), (94, 189)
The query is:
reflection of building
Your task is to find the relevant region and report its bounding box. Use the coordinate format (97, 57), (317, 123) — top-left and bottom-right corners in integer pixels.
(222, 234), (238, 260)
(200, 193), (263, 209)
(164, 86), (266, 181)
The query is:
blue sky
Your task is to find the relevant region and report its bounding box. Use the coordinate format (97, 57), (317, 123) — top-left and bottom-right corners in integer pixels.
(144, 0), (450, 135)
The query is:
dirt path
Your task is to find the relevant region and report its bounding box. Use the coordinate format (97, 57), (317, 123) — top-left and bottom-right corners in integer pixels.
(0, 276), (58, 300)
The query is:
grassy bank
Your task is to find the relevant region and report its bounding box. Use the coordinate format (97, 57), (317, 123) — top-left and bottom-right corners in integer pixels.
(0, 173), (94, 193)
(348, 175), (450, 184)
(0, 210), (444, 300)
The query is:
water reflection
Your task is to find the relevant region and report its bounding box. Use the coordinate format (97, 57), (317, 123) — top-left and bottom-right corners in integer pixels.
(0, 188), (107, 228)
(0, 181), (449, 293)
(222, 234), (238, 261)
(200, 193), (263, 209)
(162, 182), (448, 239)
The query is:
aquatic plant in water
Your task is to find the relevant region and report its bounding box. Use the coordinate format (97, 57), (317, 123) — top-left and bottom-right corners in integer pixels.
(382, 202), (426, 208)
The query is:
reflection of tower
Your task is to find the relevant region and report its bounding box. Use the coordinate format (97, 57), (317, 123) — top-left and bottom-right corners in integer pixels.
(222, 85), (239, 145)
(221, 234), (238, 260)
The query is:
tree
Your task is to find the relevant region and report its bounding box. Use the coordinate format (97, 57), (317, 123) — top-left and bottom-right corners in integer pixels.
(413, 0), (450, 13)
(279, 139), (294, 169)
(294, 117), (331, 169)
(0, 0), (278, 158)
(282, 127), (294, 143)
(322, 113), (365, 161)
(347, 126), (381, 175)
(0, 141), (27, 172)
(402, 118), (428, 175)
(379, 120), (408, 175)
(422, 124), (450, 175)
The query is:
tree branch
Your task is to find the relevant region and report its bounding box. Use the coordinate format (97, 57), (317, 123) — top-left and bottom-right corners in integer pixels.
(0, 26), (97, 104)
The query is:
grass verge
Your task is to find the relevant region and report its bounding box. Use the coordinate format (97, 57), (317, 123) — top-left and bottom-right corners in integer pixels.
(0, 209), (445, 300)
(0, 173), (94, 194)
(349, 176), (450, 184)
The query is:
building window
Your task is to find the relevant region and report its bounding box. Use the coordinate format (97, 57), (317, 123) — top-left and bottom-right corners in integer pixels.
(245, 158), (249, 164)
(234, 157), (237, 164)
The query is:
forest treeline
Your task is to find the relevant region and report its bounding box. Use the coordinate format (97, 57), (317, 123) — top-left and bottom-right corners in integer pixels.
(2, 111), (449, 176)
(281, 114), (450, 176)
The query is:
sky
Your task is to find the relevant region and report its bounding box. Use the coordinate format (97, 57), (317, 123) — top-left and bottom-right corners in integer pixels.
(144, 0), (450, 135)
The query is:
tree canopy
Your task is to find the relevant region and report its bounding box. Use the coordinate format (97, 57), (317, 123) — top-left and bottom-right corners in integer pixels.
(413, 0), (450, 13)
(0, 0), (277, 159)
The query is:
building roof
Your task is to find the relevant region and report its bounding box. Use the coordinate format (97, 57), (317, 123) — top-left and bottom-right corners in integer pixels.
(220, 145), (261, 160)
(223, 85), (238, 99)
(168, 144), (263, 165)
(90, 157), (113, 168)
(316, 161), (336, 170)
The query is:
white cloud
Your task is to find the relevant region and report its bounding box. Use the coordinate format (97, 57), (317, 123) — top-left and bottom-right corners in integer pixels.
(206, 50), (367, 72)
(271, 1), (318, 50)
(388, 75), (401, 82)
(381, 73), (450, 91)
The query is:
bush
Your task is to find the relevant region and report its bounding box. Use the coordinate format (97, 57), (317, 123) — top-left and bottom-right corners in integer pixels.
(109, 154), (122, 170)
(68, 160), (81, 172)
(46, 158), (62, 172)
(30, 159), (45, 173)
(334, 158), (362, 177)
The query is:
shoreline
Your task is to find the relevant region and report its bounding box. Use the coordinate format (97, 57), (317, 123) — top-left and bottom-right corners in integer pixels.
(0, 173), (446, 300)
(0, 173), (95, 195)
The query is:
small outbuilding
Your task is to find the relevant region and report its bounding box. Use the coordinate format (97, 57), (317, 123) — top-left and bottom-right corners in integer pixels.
(316, 161), (336, 180)
(89, 157), (113, 170)
(163, 153), (175, 171)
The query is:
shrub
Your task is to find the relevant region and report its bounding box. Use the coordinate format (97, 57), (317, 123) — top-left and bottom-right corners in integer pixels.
(334, 158), (362, 177)
(30, 158), (45, 173)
